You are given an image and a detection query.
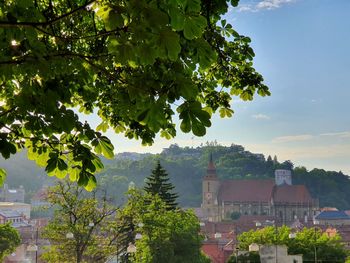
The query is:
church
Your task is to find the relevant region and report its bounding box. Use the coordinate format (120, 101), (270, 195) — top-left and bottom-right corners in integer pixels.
(201, 156), (318, 224)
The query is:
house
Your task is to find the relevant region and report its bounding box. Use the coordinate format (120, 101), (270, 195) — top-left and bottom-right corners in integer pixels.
(0, 184), (25, 203)
(0, 210), (24, 225)
(259, 245), (302, 263)
(0, 202), (31, 219)
(314, 210), (350, 226)
(201, 156), (318, 224)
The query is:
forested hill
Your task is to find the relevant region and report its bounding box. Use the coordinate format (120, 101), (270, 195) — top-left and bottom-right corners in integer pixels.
(1, 143), (350, 209)
(98, 143), (350, 209)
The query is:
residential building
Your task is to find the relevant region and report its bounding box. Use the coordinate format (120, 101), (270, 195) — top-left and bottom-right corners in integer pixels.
(0, 202), (31, 219)
(0, 184), (25, 203)
(314, 210), (350, 226)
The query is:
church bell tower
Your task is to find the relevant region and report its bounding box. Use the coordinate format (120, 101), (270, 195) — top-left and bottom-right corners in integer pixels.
(202, 153), (220, 222)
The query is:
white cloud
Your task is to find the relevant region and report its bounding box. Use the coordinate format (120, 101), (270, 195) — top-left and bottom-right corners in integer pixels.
(257, 0), (295, 10)
(238, 5), (255, 12)
(320, 131), (350, 138)
(252, 113), (270, 120)
(272, 134), (313, 143)
(239, 0), (296, 12)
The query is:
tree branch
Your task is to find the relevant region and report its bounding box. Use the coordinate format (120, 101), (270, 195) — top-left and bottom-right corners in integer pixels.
(0, 52), (110, 65)
(0, 107), (17, 117)
(0, 0), (96, 28)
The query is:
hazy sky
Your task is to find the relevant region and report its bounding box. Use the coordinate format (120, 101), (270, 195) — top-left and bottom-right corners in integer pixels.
(85, 0), (350, 174)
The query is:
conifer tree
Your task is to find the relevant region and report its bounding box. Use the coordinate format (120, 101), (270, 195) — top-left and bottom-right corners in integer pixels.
(144, 161), (178, 210)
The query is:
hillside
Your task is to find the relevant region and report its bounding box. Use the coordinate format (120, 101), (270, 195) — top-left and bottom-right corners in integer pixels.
(1, 143), (350, 209)
(98, 143), (350, 209)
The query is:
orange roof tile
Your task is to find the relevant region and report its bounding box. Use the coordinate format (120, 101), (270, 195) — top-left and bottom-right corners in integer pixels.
(273, 185), (313, 204)
(202, 243), (226, 263)
(218, 179), (275, 202)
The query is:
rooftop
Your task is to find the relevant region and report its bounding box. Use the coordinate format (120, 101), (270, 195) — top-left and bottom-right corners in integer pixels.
(0, 202), (30, 206)
(0, 210), (22, 218)
(315, 211), (350, 220)
(218, 179), (275, 203)
(273, 185), (314, 204)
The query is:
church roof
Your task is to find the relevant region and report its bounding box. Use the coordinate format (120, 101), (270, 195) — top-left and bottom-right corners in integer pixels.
(205, 153), (218, 180)
(273, 185), (313, 204)
(207, 153), (215, 170)
(218, 179), (275, 203)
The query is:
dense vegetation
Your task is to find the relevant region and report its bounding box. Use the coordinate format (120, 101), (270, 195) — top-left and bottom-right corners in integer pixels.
(227, 226), (348, 262)
(0, 223), (21, 261)
(2, 143), (350, 209)
(42, 181), (208, 263)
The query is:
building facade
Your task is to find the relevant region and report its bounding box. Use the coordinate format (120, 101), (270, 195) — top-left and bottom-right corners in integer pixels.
(201, 157), (318, 224)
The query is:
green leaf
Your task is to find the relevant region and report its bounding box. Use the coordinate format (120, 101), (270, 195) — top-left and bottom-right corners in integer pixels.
(231, 0), (239, 7)
(77, 171), (89, 186)
(17, 0), (33, 8)
(91, 156), (104, 172)
(96, 121), (109, 132)
(191, 118), (206, 136)
(45, 156), (58, 174)
(84, 175), (97, 192)
(57, 158), (68, 172)
(158, 30), (181, 60)
(183, 15), (206, 40)
(219, 108), (234, 118)
(0, 168), (6, 186)
(160, 130), (172, 140)
(68, 168), (80, 181)
(180, 114), (191, 133)
(138, 45), (158, 65)
(0, 139), (17, 159)
(186, 0), (201, 12)
(105, 10), (124, 30)
(193, 109), (211, 127)
(169, 8), (185, 31)
(45, 155), (68, 179)
(93, 136), (115, 159)
(195, 39), (218, 69)
(178, 79), (198, 100)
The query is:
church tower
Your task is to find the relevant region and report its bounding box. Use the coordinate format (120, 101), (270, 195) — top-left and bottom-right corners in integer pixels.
(202, 154), (220, 222)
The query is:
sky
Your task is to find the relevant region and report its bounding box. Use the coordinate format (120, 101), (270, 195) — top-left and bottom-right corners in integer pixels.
(85, 0), (350, 174)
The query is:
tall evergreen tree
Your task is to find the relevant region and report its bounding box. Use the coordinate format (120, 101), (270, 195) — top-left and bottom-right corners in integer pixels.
(144, 161), (178, 210)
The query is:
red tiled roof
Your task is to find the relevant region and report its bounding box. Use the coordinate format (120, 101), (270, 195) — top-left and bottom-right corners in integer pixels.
(202, 243), (226, 263)
(218, 179), (275, 202)
(201, 221), (236, 234)
(31, 187), (48, 201)
(273, 185), (313, 204)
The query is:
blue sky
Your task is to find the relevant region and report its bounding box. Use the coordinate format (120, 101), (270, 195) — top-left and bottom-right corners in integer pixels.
(86, 0), (350, 174)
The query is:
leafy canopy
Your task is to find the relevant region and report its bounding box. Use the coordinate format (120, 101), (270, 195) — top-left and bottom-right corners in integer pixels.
(41, 181), (119, 263)
(233, 226), (349, 262)
(0, 223), (21, 261)
(119, 189), (210, 263)
(0, 0), (269, 189)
